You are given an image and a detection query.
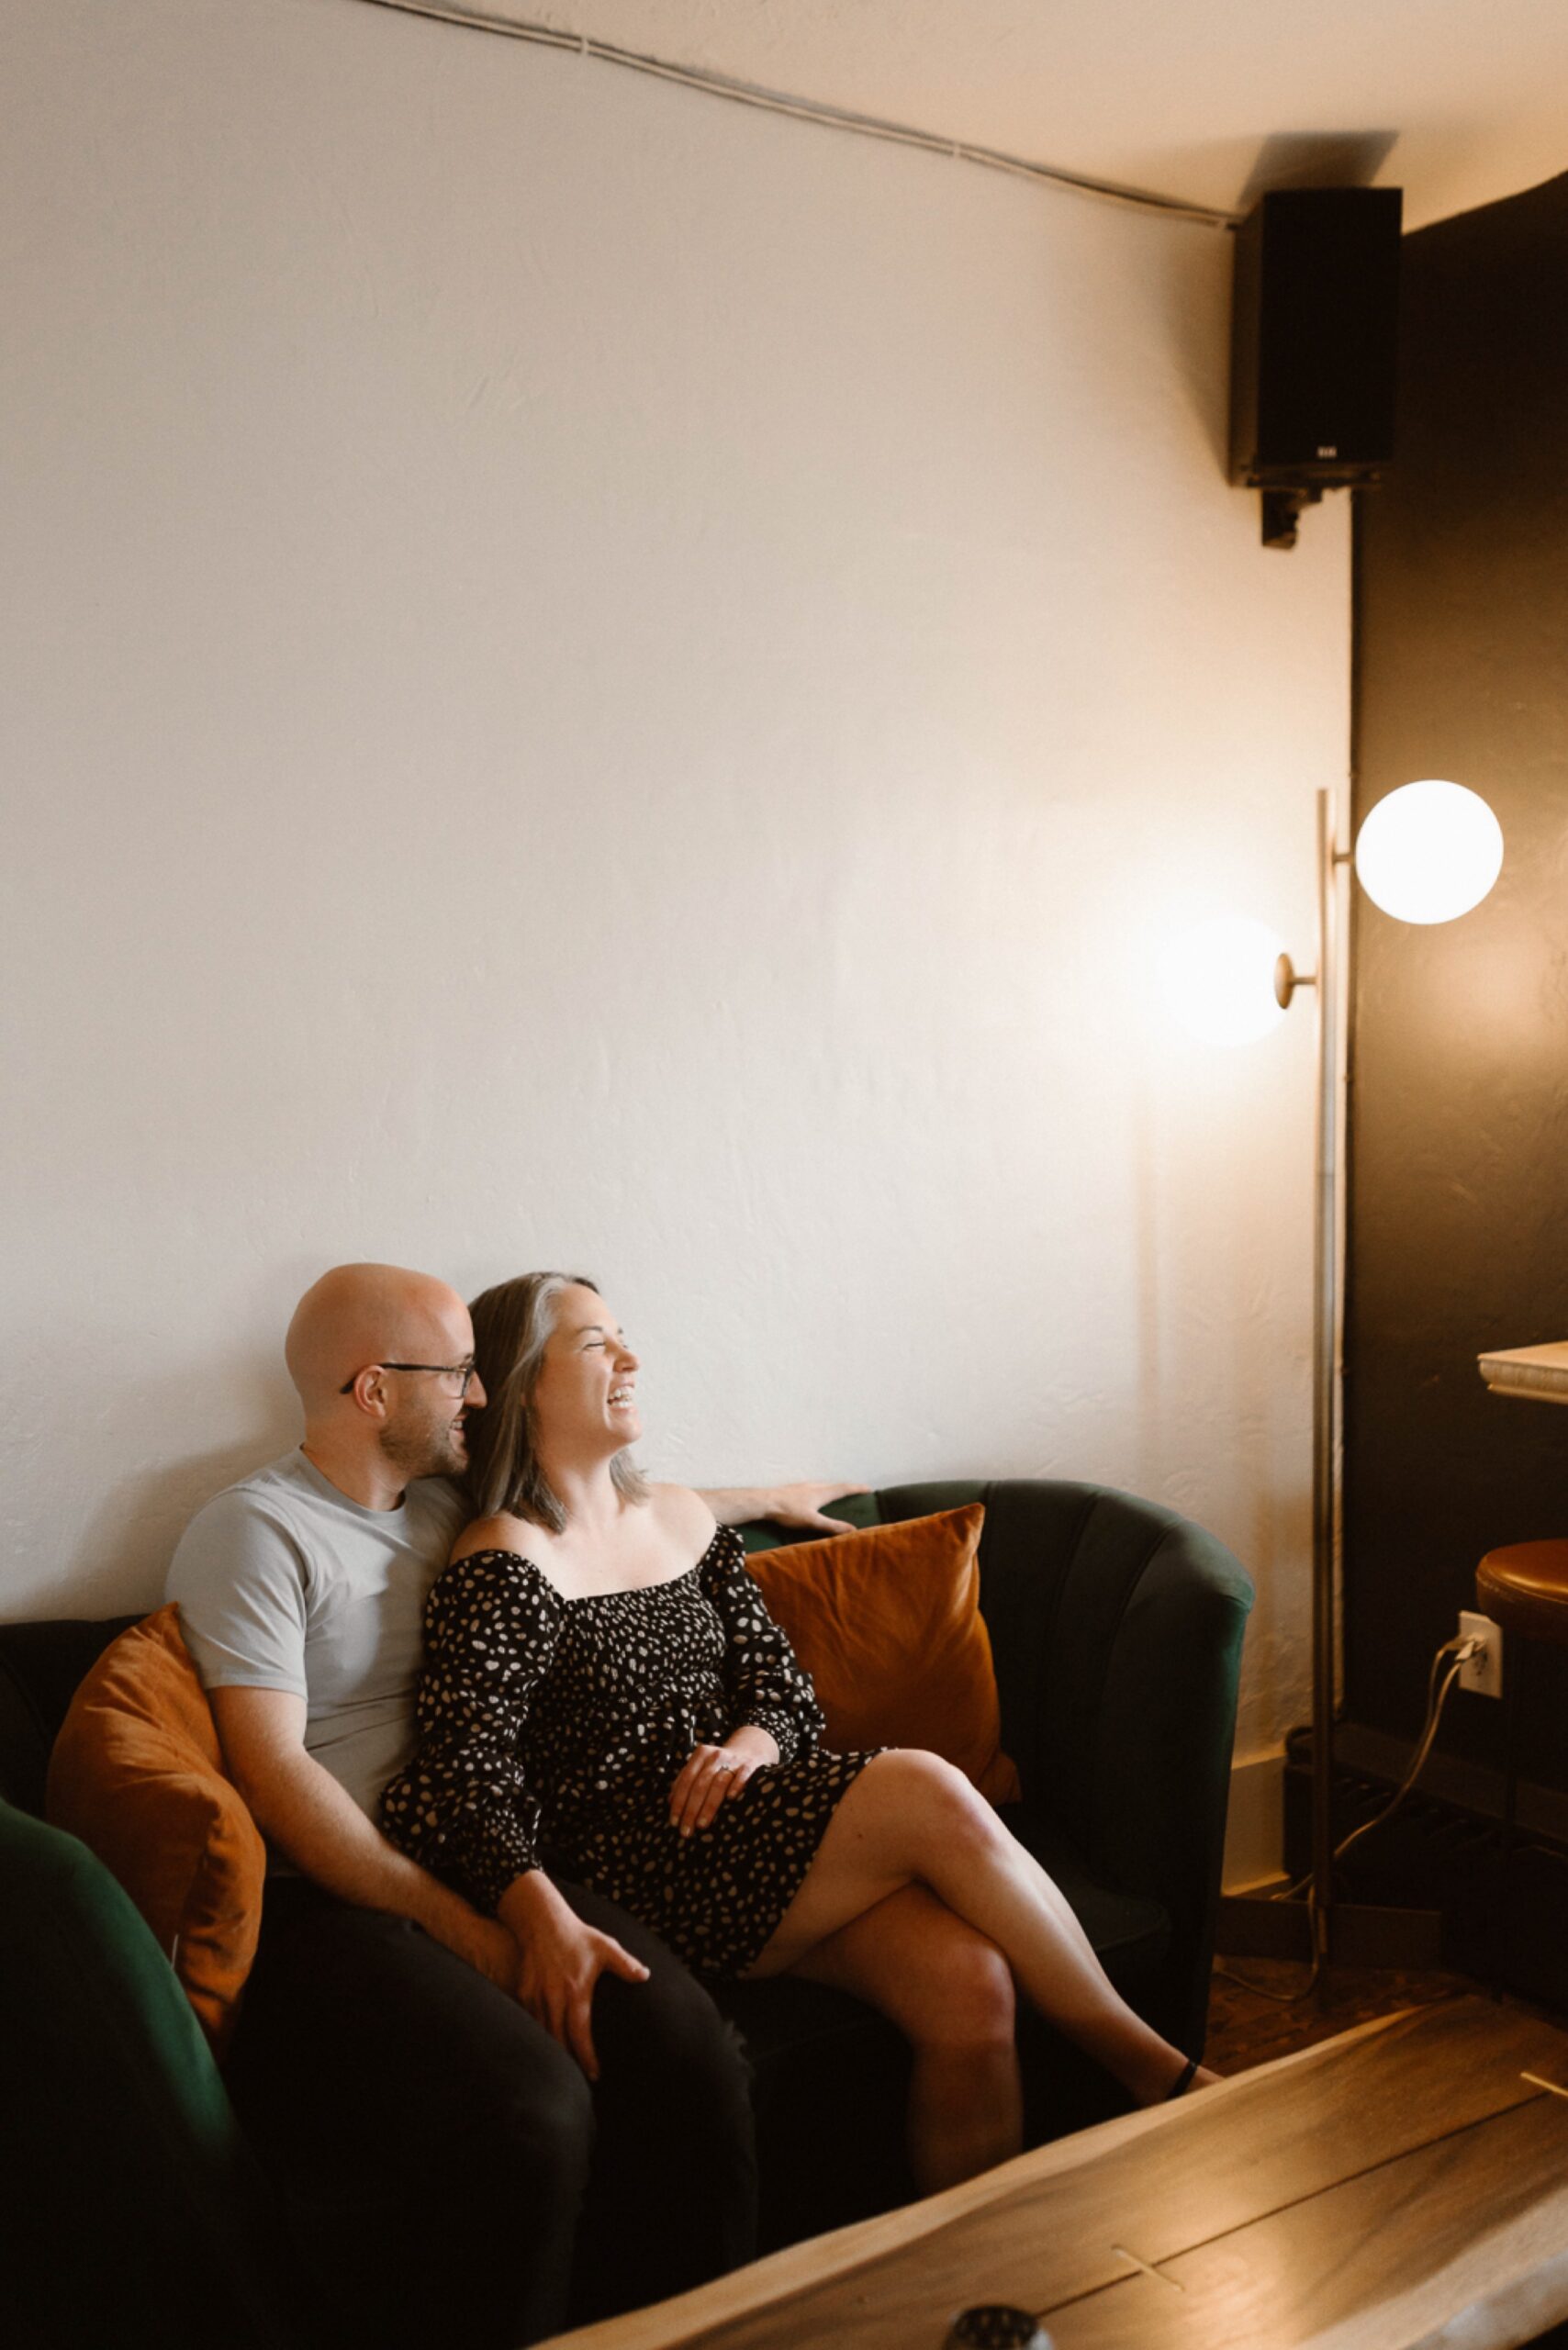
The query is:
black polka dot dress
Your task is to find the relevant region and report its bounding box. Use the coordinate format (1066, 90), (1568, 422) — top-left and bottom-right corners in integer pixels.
(381, 1526), (882, 1978)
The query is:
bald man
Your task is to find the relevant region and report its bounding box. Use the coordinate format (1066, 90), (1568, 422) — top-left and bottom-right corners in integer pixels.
(168, 1264), (858, 2350)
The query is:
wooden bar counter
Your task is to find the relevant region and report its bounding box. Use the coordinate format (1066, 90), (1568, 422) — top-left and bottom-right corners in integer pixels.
(550, 1998), (1568, 2350)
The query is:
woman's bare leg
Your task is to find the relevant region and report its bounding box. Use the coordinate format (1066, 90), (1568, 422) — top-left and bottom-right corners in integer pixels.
(747, 1751), (1215, 2107)
(788, 1886), (1023, 2193)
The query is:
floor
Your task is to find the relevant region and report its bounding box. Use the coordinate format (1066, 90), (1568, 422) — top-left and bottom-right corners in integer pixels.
(1206, 1952), (1486, 2073)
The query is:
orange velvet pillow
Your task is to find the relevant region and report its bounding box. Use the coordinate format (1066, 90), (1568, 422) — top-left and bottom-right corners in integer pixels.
(748, 1505), (1020, 1806)
(46, 1604), (265, 2056)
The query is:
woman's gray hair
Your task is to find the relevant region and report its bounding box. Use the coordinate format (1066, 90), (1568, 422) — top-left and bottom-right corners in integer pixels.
(464, 1271), (650, 1531)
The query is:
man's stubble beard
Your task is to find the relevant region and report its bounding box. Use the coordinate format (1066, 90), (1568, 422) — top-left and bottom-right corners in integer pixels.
(378, 1411), (468, 1483)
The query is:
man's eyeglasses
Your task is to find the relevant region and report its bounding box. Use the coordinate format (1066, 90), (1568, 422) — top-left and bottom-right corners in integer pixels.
(340, 1360), (479, 1399)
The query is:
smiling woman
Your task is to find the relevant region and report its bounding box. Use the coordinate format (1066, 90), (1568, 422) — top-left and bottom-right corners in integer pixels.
(464, 1271), (652, 1533)
(382, 1270), (1217, 2199)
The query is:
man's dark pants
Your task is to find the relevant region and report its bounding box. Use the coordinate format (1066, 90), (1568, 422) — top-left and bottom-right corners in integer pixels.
(226, 1878), (757, 2350)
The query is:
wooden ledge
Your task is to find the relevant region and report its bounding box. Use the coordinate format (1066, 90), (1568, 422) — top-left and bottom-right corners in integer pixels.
(548, 1998), (1568, 2350)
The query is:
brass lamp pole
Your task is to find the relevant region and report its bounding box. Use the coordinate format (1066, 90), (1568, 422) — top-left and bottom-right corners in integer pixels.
(1217, 784), (1494, 1981)
(1274, 788), (1350, 1967)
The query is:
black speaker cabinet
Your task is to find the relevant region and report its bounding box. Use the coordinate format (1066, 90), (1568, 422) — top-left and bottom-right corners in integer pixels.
(1229, 186), (1403, 489)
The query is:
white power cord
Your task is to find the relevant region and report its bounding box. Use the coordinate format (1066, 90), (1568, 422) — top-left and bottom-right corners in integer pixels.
(1217, 1631), (1481, 2005)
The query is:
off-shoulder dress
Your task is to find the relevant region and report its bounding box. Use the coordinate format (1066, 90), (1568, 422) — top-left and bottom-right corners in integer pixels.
(381, 1524), (882, 1977)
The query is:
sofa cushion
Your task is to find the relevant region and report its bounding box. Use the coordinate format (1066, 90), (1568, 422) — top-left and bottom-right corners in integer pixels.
(747, 1505), (1020, 1805)
(1005, 1805), (1170, 1977)
(46, 1606), (265, 2055)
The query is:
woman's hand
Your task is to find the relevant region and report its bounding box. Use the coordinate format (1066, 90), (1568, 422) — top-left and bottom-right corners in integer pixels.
(669, 1725), (779, 1837)
(498, 1871), (649, 2082)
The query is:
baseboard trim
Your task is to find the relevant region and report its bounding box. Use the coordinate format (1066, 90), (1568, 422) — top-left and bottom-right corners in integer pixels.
(1328, 1718), (1568, 1847)
(1223, 1746), (1284, 1894)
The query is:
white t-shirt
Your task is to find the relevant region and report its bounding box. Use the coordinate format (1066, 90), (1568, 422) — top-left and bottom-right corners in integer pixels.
(166, 1449), (465, 1838)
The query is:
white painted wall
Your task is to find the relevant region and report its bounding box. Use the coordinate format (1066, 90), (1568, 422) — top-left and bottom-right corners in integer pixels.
(2, 0), (1345, 1767)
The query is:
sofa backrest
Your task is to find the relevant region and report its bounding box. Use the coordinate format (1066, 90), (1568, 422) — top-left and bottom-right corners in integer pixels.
(0, 1616), (140, 1815)
(3, 1478), (1251, 2062)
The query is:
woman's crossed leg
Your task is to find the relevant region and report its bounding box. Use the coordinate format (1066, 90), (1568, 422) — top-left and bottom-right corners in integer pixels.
(746, 1750), (1215, 2133)
(785, 1883), (1024, 2194)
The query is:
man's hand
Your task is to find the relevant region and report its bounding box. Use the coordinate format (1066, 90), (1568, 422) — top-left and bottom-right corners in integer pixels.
(498, 1871), (649, 2082)
(669, 1724), (779, 1837)
(702, 1480), (868, 1534)
(765, 1481), (868, 1533)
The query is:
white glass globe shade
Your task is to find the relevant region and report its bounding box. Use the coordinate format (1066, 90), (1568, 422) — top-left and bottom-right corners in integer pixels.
(1353, 779), (1503, 924)
(1169, 916), (1288, 1046)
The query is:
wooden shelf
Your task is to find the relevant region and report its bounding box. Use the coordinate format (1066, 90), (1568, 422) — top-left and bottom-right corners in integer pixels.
(1479, 1341), (1568, 1406)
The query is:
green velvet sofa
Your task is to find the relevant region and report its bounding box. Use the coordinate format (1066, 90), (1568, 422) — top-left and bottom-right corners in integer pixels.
(0, 1476), (1251, 2345)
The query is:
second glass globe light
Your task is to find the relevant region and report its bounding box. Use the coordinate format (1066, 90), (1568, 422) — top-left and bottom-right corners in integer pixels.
(1354, 779), (1504, 923)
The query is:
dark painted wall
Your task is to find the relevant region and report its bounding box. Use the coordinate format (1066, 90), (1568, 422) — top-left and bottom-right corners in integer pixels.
(1346, 170), (1568, 1783)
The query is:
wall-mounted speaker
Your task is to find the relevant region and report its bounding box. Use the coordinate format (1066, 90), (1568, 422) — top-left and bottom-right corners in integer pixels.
(1229, 186), (1403, 540)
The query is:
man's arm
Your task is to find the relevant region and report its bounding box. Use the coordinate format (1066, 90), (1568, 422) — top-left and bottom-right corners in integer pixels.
(211, 1685), (518, 1987)
(698, 1480), (868, 1534)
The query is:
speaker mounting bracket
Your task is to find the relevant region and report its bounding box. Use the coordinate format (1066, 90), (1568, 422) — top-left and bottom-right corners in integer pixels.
(1260, 484), (1325, 549)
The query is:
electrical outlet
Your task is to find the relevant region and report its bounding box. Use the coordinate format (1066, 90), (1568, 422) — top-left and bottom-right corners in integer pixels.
(1458, 1609), (1504, 1697)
